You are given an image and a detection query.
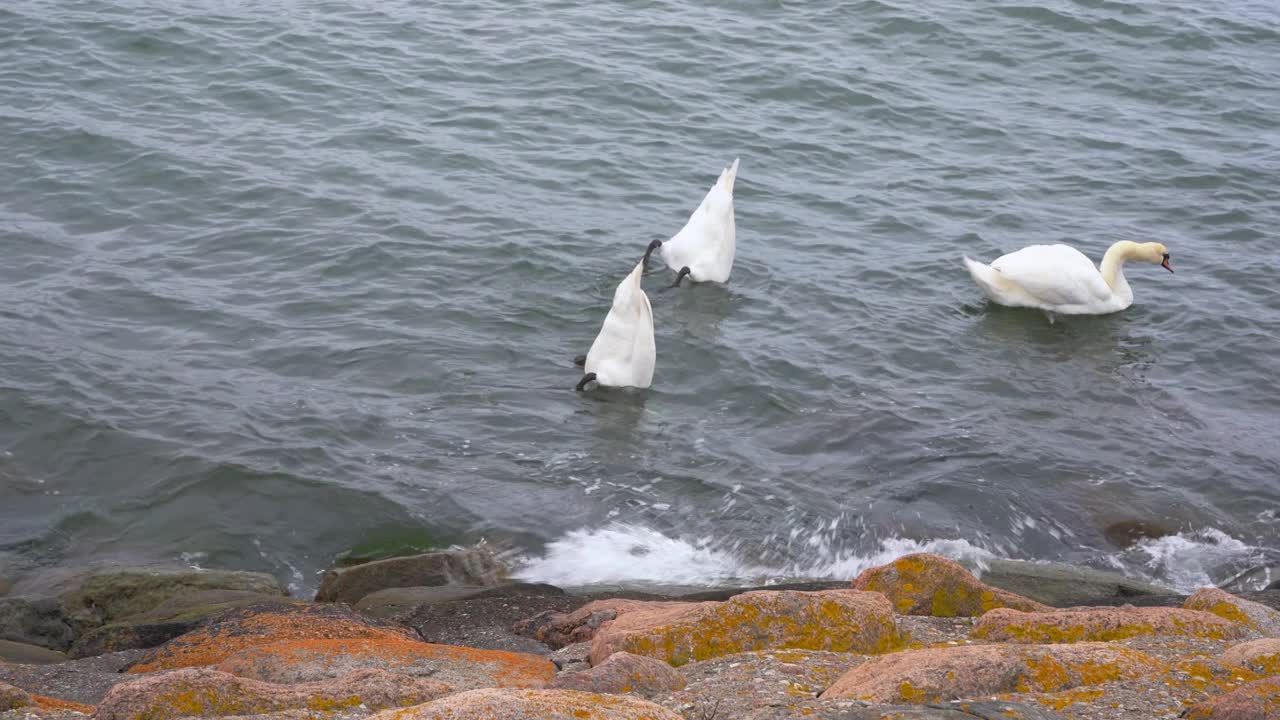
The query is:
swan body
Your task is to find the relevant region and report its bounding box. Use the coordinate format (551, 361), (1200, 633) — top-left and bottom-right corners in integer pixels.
(646, 158), (739, 285)
(964, 240), (1172, 315)
(577, 260), (655, 390)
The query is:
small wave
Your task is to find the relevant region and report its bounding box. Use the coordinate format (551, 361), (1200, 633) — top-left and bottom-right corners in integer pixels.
(1121, 527), (1274, 593)
(513, 522), (995, 588)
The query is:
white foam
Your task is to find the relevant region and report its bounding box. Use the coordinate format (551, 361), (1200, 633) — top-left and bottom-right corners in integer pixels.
(1123, 527), (1272, 593)
(514, 522), (996, 587)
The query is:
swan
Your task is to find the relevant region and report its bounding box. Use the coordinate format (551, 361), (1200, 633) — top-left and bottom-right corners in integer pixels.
(963, 240), (1173, 315)
(574, 259), (655, 391)
(643, 158), (739, 287)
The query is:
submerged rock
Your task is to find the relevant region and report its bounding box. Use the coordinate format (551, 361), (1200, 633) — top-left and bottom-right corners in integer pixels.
(314, 549), (503, 605)
(1183, 676), (1280, 720)
(94, 667), (452, 720)
(126, 601), (417, 673)
(972, 606), (1247, 643)
(851, 554), (1050, 617)
(979, 559), (1170, 607)
(549, 651), (684, 697)
(589, 589), (899, 666)
(822, 642), (1159, 703)
(364, 687), (683, 720)
(1185, 587), (1280, 636)
(216, 637), (555, 688)
(0, 597), (75, 652)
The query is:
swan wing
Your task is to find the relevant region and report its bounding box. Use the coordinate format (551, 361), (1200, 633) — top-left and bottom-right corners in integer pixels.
(661, 159), (739, 281)
(584, 261), (655, 387)
(989, 244), (1112, 307)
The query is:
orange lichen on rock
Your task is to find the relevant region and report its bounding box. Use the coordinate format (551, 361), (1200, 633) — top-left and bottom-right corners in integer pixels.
(1183, 676), (1280, 720)
(216, 636), (555, 688)
(850, 553), (1050, 617)
(32, 695), (97, 714)
(821, 642), (1159, 703)
(364, 687), (684, 720)
(972, 606), (1246, 644)
(126, 601), (418, 673)
(95, 667), (452, 720)
(1185, 588), (1280, 636)
(589, 590), (900, 667)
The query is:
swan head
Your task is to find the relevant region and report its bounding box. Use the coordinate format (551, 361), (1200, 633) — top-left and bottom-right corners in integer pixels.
(1140, 242), (1173, 273)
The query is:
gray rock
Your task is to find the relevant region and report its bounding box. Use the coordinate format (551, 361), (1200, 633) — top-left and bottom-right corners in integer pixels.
(0, 649), (146, 704)
(0, 640), (67, 665)
(355, 585), (494, 618)
(829, 702), (1066, 719)
(548, 641), (591, 673)
(315, 549), (504, 605)
(978, 559), (1171, 607)
(0, 598), (74, 651)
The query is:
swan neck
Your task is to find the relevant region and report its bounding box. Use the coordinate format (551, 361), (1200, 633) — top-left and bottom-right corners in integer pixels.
(1098, 242), (1132, 292)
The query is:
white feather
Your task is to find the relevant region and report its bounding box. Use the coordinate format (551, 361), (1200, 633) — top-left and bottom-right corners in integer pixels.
(583, 260), (655, 389)
(658, 158), (739, 284)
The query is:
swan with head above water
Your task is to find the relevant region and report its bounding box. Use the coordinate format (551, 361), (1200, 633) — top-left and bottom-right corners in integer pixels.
(964, 240), (1173, 316)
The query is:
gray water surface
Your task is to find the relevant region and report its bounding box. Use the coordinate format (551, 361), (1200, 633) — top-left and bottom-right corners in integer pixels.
(2, 0), (1278, 594)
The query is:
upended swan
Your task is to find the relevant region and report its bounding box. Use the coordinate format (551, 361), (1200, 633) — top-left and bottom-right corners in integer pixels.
(643, 158), (740, 287)
(963, 240), (1173, 315)
(574, 259), (655, 391)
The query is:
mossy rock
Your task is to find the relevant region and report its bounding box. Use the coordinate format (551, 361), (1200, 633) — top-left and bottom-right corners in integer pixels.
(59, 569), (287, 635)
(315, 548), (504, 605)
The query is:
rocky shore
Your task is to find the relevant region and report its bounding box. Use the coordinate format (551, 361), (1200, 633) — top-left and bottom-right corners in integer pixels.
(3, 550), (1280, 720)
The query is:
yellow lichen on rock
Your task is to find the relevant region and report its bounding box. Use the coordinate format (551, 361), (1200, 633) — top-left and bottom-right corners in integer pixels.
(972, 606), (1246, 644)
(1185, 587), (1280, 636)
(851, 553), (1050, 617)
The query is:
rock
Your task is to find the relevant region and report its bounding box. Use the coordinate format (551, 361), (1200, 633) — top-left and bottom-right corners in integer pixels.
(0, 597), (74, 651)
(590, 589), (899, 666)
(1186, 587), (1280, 636)
(822, 642), (1159, 703)
(1183, 676), (1280, 720)
(0, 639), (66, 665)
(979, 559), (1171, 607)
(363, 688), (683, 720)
(216, 637), (554, 688)
(0, 682), (31, 711)
(94, 667), (452, 720)
(1222, 639), (1280, 674)
(515, 599), (666, 650)
(971, 606), (1246, 643)
(674, 580), (851, 601)
(406, 584), (583, 655)
(314, 548), (503, 605)
(1101, 519), (1176, 548)
(67, 590), (292, 659)
(356, 582), (563, 620)
(549, 652), (684, 697)
(1268, 579), (1280, 591)
(1057, 590), (1280, 611)
(0, 649), (146, 704)
(58, 569), (287, 636)
(851, 554), (1050, 617)
(830, 702), (1067, 719)
(126, 601), (418, 673)
(548, 642), (591, 673)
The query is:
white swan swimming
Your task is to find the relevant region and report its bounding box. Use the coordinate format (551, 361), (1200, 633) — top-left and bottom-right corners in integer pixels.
(575, 259), (655, 391)
(964, 241), (1173, 316)
(643, 158), (740, 287)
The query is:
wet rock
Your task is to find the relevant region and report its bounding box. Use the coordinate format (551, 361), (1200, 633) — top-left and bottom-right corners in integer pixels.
(1185, 587), (1280, 636)
(1183, 676), (1280, 720)
(406, 584), (582, 655)
(851, 554), (1050, 617)
(971, 606), (1246, 643)
(515, 599), (667, 650)
(0, 682), (31, 711)
(0, 598), (74, 652)
(549, 651), (684, 697)
(126, 601), (417, 673)
(58, 569), (286, 637)
(363, 687), (683, 720)
(979, 559), (1171, 607)
(314, 548), (503, 605)
(590, 589), (899, 666)
(216, 637), (555, 688)
(549, 641), (592, 673)
(0, 640), (65, 665)
(67, 590), (292, 659)
(1101, 519), (1176, 549)
(822, 642), (1159, 703)
(356, 582), (563, 620)
(94, 667), (452, 720)
(1221, 639), (1280, 674)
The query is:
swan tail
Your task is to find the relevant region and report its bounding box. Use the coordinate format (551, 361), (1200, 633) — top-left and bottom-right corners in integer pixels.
(963, 256), (1001, 299)
(717, 157), (740, 195)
